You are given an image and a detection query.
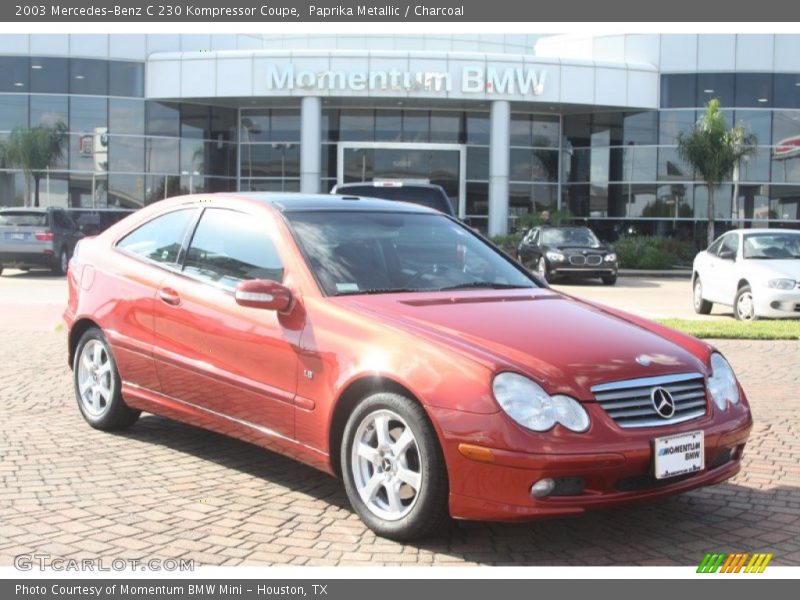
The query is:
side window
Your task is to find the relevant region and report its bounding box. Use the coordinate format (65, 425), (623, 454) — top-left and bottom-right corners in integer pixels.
(718, 234), (739, 258)
(117, 209), (196, 265)
(707, 237), (724, 255)
(184, 208), (284, 289)
(531, 229), (540, 245)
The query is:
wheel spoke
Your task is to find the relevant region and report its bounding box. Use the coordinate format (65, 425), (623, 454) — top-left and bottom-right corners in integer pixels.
(396, 466), (421, 491)
(392, 428), (415, 457)
(385, 479), (403, 512)
(81, 353), (93, 371)
(79, 377), (93, 396)
(92, 343), (102, 367)
(96, 361), (111, 377)
(357, 442), (379, 464)
(374, 414), (391, 448)
(361, 472), (384, 502)
(97, 383), (111, 401)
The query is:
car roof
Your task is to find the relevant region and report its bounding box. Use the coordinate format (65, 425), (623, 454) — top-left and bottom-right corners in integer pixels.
(229, 192), (436, 214)
(727, 228), (800, 235)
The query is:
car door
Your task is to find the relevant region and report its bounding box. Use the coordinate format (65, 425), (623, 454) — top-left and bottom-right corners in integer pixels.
(518, 228), (540, 266)
(703, 233), (739, 305)
(152, 206), (300, 439)
(110, 207), (200, 393)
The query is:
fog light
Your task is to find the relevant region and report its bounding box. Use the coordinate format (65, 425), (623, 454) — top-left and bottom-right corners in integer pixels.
(531, 478), (555, 498)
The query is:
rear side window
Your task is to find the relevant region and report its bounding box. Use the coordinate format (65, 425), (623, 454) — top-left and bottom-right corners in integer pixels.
(0, 211), (48, 227)
(117, 209), (196, 265)
(183, 208), (284, 289)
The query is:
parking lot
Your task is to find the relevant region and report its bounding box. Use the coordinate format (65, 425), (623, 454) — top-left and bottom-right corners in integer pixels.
(1, 270), (799, 566)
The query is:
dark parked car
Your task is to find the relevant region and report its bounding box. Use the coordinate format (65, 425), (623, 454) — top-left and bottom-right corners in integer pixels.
(517, 225), (619, 285)
(331, 181), (457, 217)
(0, 207), (83, 276)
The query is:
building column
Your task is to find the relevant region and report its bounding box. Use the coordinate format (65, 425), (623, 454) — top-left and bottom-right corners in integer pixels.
(488, 100), (510, 237)
(300, 96), (322, 194)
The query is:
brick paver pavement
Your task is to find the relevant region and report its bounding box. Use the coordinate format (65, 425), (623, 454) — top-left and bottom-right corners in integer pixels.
(1, 329), (798, 566)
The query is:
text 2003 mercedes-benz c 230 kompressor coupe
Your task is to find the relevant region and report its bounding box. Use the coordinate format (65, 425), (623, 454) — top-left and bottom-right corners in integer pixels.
(64, 193), (752, 540)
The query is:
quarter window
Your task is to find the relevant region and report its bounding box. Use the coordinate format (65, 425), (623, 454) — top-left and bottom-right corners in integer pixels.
(117, 209), (196, 265)
(183, 209), (284, 288)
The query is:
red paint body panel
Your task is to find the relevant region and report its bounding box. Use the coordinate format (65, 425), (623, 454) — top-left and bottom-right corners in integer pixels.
(64, 193), (753, 521)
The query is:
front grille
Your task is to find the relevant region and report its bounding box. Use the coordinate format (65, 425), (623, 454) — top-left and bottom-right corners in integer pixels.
(591, 372), (707, 429)
(586, 255), (603, 266)
(569, 255), (586, 265)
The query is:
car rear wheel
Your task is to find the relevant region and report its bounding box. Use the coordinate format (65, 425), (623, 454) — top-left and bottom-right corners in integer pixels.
(341, 392), (448, 541)
(537, 257), (552, 283)
(693, 277), (713, 315)
(735, 285), (757, 321)
(73, 327), (140, 430)
(52, 247), (68, 276)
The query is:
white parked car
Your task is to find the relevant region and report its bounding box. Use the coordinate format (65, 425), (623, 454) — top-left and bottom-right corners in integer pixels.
(692, 229), (800, 320)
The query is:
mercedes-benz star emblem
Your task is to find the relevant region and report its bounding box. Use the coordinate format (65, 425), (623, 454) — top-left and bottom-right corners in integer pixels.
(651, 387), (676, 419)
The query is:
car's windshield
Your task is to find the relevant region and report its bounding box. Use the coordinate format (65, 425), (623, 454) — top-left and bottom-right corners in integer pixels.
(286, 211), (537, 295)
(541, 227), (600, 248)
(337, 185), (454, 216)
(0, 211), (48, 227)
(743, 233), (800, 259)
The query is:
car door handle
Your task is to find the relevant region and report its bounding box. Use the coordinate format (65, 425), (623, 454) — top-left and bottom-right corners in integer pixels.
(158, 288), (181, 306)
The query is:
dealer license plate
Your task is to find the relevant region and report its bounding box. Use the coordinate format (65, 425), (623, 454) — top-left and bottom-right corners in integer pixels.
(654, 431), (704, 480)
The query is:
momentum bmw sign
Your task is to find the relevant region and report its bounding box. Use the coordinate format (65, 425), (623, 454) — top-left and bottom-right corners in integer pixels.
(264, 63), (547, 95)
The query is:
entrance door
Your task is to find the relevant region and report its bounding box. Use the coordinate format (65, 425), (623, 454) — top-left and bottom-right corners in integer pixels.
(337, 142), (466, 217)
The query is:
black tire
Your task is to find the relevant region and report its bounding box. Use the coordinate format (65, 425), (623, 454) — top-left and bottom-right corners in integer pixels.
(693, 276), (713, 315)
(734, 284), (757, 321)
(73, 327), (140, 430)
(537, 256), (552, 283)
(601, 274), (617, 285)
(0, 266), (3, 276)
(52, 247), (68, 276)
(341, 392), (449, 541)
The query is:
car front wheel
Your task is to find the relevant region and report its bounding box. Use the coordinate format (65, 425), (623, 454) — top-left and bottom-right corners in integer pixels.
(601, 274), (617, 285)
(537, 257), (552, 283)
(735, 285), (757, 321)
(693, 277), (713, 314)
(73, 327), (140, 430)
(341, 392), (448, 541)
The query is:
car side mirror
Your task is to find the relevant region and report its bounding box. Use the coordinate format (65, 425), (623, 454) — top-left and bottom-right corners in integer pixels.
(234, 279), (293, 312)
(718, 249), (735, 261)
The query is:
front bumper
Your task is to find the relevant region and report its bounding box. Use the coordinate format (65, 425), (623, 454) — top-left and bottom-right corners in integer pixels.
(753, 288), (800, 319)
(550, 263), (618, 278)
(431, 401), (752, 521)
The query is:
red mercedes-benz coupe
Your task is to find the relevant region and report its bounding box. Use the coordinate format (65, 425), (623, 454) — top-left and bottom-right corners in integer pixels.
(64, 193), (752, 540)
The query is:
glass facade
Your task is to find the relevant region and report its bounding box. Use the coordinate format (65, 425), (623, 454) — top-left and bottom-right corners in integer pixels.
(0, 53), (798, 239)
(0, 56), (237, 209)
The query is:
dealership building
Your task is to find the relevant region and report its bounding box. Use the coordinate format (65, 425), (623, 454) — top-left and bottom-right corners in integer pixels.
(1, 33), (799, 237)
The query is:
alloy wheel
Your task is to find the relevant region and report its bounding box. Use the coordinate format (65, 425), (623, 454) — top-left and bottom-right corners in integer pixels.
(76, 339), (114, 418)
(351, 409), (423, 522)
(736, 290), (755, 321)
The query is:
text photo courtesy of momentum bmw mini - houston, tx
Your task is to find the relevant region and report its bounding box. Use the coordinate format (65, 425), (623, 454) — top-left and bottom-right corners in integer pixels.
(1, 14), (800, 590)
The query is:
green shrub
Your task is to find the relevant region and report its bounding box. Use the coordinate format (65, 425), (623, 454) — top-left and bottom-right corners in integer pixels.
(612, 236), (696, 269)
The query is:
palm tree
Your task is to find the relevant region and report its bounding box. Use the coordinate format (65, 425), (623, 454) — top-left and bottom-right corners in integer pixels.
(2, 122), (67, 207)
(677, 99), (756, 246)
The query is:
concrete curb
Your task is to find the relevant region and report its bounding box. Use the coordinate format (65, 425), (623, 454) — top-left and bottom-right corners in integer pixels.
(619, 269), (692, 279)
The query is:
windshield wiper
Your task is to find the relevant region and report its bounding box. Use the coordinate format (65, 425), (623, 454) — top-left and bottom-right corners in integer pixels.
(437, 282), (532, 291)
(334, 287), (420, 296)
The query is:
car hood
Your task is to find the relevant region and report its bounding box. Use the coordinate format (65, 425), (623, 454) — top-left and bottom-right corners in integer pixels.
(743, 259), (800, 280)
(334, 289), (706, 399)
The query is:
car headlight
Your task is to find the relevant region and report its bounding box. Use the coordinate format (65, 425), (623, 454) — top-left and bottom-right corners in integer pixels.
(604, 252), (617, 262)
(766, 278), (796, 290)
(492, 372), (590, 433)
(546, 251), (565, 262)
(708, 353), (740, 411)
